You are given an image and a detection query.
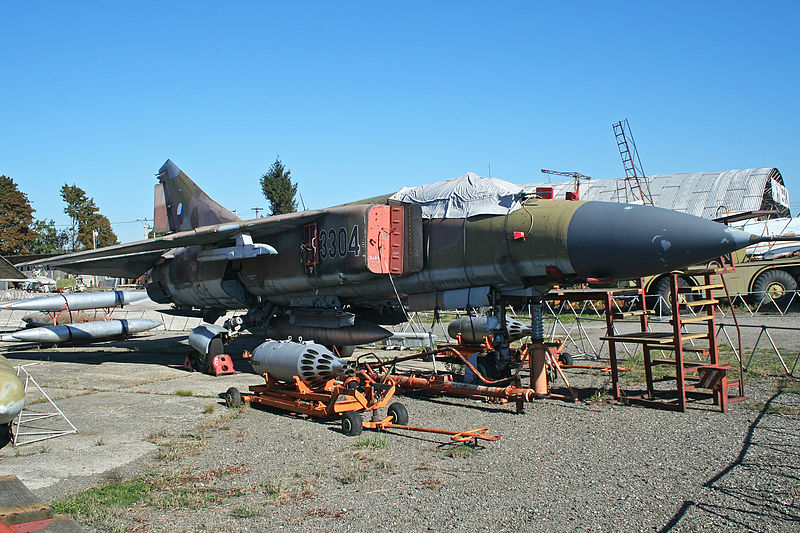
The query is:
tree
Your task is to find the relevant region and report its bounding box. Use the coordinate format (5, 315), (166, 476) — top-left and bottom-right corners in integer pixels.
(60, 184), (119, 250)
(260, 157), (298, 216)
(0, 175), (35, 255)
(30, 219), (68, 254)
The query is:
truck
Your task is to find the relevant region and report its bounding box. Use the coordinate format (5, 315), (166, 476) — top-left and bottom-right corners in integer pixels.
(645, 241), (800, 312)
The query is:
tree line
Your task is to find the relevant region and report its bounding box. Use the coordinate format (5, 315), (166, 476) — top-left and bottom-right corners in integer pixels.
(0, 155), (299, 256)
(0, 177), (118, 255)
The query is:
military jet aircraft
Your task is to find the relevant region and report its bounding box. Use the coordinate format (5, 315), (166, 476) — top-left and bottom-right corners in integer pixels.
(23, 160), (785, 372)
(0, 258), (56, 293)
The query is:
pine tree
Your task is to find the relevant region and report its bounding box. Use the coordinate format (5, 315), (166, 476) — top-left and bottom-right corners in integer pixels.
(30, 219), (67, 254)
(0, 175), (35, 255)
(60, 184), (119, 250)
(260, 157), (298, 216)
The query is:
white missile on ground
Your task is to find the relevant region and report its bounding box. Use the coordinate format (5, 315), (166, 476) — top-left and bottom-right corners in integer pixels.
(1, 318), (162, 343)
(3, 290), (150, 312)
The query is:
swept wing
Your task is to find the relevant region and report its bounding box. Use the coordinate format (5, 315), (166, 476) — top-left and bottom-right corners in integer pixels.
(21, 209), (327, 278)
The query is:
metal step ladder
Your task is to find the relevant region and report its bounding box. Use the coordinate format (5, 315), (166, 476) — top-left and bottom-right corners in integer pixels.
(602, 271), (745, 412)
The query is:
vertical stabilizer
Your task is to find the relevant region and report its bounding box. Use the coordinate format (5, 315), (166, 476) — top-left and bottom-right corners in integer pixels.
(0, 256), (27, 281)
(157, 160), (240, 233)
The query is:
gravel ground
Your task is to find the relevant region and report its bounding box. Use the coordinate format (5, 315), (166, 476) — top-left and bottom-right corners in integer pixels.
(16, 357), (799, 530)
(1, 323), (798, 532)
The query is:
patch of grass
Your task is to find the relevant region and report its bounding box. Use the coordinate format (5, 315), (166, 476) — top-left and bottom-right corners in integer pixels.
(231, 505), (265, 518)
(95, 437), (105, 446)
(338, 467), (368, 484)
(148, 486), (240, 509)
(585, 389), (611, 403)
(175, 389), (194, 397)
(143, 467), (248, 509)
(202, 404), (215, 414)
(743, 401), (800, 415)
(781, 384), (800, 395)
(353, 435), (388, 449)
(446, 444), (478, 458)
(257, 478), (287, 500)
(53, 478), (152, 518)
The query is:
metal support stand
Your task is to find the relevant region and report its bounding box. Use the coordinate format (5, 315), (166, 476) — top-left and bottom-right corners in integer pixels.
(13, 364), (77, 446)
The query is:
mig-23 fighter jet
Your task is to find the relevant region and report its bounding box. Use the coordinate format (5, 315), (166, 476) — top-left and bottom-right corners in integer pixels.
(24, 160), (787, 374)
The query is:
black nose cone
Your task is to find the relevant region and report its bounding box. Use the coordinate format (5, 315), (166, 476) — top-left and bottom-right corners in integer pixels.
(567, 202), (752, 280)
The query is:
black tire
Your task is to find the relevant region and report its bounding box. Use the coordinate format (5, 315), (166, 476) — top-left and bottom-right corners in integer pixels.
(387, 402), (409, 425)
(336, 345), (355, 358)
(341, 411), (363, 436)
(225, 387), (242, 408)
(648, 276), (694, 314)
(0, 424), (11, 449)
(752, 269), (797, 309)
(558, 352), (574, 366)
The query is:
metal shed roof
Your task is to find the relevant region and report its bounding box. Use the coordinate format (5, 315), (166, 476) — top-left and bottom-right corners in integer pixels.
(526, 168), (790, 219)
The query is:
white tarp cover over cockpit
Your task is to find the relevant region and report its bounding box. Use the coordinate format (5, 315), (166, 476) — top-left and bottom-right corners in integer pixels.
(389, 173), (524, 219)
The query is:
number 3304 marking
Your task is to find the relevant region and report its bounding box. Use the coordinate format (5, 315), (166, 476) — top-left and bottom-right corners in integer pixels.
(318, 225), (360, 259)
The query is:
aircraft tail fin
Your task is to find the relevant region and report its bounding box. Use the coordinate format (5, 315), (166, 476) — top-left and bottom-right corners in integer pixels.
(156, 160), (240, 233)
(0, 256), (28, 281)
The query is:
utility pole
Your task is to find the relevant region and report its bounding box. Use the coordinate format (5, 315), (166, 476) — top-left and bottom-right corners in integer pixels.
(252, 207), (263, 218)
(137, 218), (153, 239)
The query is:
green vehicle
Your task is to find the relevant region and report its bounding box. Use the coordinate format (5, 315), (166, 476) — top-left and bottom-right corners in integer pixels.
(645, 248), (800, 311)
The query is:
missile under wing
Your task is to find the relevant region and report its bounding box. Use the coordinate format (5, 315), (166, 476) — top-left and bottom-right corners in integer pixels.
(21, 160), (790, 359)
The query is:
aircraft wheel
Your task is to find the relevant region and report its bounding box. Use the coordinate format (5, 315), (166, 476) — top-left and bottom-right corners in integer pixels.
(341, 411), (363, 436)
(558, 352), (574, 366)
(336, 345), (355, 358)
(753, 269), (797, 309)
(225, 387), (242, 408)
(387, 402), (409, 425)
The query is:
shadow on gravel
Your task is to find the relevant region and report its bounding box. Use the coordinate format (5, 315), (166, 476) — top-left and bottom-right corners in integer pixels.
(659, 389), (800, 532)
(3, 334), (260, 374)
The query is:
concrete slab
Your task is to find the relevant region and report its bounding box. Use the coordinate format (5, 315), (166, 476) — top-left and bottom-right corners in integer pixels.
(0, 333), (265, 492)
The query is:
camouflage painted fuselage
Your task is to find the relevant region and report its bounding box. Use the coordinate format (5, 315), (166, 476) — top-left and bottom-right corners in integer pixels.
(146, 198), (582, 312)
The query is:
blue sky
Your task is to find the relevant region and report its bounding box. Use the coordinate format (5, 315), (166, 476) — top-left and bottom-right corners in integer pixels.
(1, 1), (798, 243)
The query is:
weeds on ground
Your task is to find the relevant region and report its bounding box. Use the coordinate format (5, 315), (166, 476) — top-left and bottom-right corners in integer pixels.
(175, 389), (193, 397)
(780, 383), (800, 395)
(743, 401), (800, 415)
(585, 388), (611, 403)
(335, 447), (394, 484)
(419, 477), (444, 490)
(230, 505), (265, 518)
(145, 466), (249, 509)
(152, 409), (246, 461)
(446, 443), (479, 458)
(202, 404), (215, 414)
(353, 435), (388, 449)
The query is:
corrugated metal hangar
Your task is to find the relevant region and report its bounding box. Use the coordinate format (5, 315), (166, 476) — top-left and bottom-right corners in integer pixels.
(529, 167), (790, 219)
